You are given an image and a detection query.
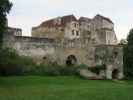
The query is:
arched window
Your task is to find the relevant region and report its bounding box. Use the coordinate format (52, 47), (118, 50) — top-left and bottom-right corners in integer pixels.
(66, 55), (77, 66)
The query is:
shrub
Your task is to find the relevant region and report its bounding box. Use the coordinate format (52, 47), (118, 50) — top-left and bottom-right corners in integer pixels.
(0, 47), (20, 75)
(0, 47), (35, 76)
(30, 64), (79, 76)
(60, 65), (78, 76)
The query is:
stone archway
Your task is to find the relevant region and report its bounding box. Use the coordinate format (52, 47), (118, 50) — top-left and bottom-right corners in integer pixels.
(66, 55), (77, 66)
(112, 69), (119, 79)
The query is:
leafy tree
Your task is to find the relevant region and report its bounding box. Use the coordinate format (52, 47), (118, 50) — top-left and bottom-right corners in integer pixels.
(127, 29), (133, 45)
(0, 0), (12, 47)
(124, 28), (133, 79)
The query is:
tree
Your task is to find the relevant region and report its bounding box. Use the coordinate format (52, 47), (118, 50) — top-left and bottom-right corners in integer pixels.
(0, 0), (12, 47)
(124, 28), (133, 79)
(127, 29), (133, 45)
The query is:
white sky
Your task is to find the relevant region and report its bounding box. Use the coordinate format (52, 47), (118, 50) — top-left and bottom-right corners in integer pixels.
(8, 0), (133, 40)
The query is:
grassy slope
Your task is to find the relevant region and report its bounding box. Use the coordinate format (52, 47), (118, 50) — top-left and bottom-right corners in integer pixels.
(0, 76), (132, 100)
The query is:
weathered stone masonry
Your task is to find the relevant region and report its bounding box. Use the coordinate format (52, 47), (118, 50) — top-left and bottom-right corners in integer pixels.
(4, 14), (124, 79)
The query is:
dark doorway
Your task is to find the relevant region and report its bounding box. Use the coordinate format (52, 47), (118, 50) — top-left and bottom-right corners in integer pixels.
(66, 55), (77, 66)
(112, 69), (119, 79)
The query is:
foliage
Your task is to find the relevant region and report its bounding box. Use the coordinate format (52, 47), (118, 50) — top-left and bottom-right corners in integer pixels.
(0, 47), (35, 76)
(124, 45), (133, 79)
(127, 29), (133, 45)
(0, 0), (12, 47)
(27, 64), (79, 76)
(124, 28), (133, 79)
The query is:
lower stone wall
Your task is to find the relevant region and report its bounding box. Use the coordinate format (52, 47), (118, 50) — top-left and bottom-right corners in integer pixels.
(3, 32), (124, 79)
(94, 45), (123, 79)
(3, 34), (57, 64)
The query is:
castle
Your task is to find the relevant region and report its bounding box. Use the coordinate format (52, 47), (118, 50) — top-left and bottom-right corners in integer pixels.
(4, 14), (123, 79)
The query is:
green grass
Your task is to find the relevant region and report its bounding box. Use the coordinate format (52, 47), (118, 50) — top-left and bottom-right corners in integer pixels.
(0, 76), (133, 100)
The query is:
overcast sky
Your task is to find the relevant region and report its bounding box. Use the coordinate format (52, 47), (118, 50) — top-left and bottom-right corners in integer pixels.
(8, 0), (133, 40)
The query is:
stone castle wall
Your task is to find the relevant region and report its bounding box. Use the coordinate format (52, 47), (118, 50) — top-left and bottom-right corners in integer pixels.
(3, 14), (124, 79)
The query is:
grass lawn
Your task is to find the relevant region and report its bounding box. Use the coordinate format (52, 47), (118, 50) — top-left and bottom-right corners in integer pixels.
(0, 76), (132, 100)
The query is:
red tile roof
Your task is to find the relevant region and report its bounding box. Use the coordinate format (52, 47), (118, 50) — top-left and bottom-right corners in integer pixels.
(39, 15), (77, 28)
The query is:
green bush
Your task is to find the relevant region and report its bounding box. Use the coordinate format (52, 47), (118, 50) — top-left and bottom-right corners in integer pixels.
(29, 63), (106, 76)
(0, 47), (21, 75)
(29, 64), (79, 76)
(0, 47), (35, 76)
(60, 65), (78, 76)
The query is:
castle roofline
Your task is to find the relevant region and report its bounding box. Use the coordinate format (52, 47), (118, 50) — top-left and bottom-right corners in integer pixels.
(94, 14), (113, 24)
(78, 17), (91, 23)
(32, 14), (114, 29)
(33, 14), (77, 29)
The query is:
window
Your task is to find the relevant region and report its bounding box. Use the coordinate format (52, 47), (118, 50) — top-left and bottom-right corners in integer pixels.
(61, 28), (64, 32)
(87, 31), (91, 35)
(92, 38), (96, 44)
(76, 31), (79, 36)
(43, 56), (47, 60)
(114, 52), (118, 58)
(77, 24), (79, 28)
(72, 30), (75, 35)
(74, 23), (76, 28)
